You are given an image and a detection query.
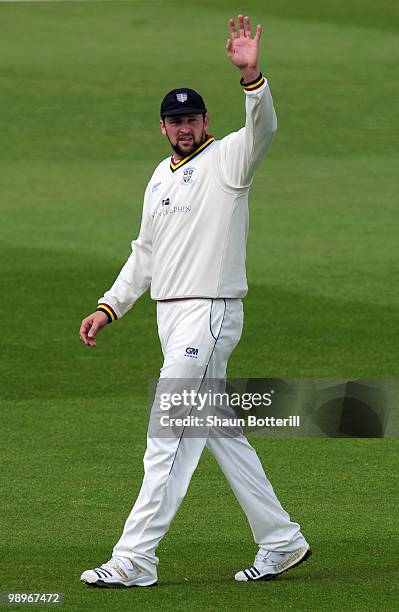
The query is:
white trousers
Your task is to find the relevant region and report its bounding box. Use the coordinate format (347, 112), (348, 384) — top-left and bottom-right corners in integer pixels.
(113, 298), (306, 576)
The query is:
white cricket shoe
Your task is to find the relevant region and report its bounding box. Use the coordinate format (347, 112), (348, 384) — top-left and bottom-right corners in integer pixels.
(235, 545), (312, 582)
(80, 556), (157, 588)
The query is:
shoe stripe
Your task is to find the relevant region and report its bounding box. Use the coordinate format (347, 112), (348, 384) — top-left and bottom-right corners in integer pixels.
(99, 567), (113, 577)
(96, 569), (112, 579)
(244, 569), (253, 580)
(252, 567), (261, 576)
(94, 569), (106, 579)
(99, 569), (110, 579)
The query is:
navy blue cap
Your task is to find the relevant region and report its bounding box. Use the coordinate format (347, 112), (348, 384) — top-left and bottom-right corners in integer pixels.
(160, 88), (207, 118)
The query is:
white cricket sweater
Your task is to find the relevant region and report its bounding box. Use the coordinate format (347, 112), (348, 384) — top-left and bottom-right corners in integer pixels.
(97, 76), (277, 322)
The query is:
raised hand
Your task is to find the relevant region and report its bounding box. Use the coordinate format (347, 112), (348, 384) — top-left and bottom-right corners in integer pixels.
(226, 15), (262, 82)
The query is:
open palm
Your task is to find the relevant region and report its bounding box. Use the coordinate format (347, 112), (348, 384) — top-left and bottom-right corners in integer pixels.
(226, 15), (262, 70)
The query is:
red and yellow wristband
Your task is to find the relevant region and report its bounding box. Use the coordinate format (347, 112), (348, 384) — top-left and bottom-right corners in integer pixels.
(240, 72), (265, 92)
(96, 303), (117, 324)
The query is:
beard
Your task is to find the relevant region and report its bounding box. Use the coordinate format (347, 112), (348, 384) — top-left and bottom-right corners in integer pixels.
(169, 130), (207, 158)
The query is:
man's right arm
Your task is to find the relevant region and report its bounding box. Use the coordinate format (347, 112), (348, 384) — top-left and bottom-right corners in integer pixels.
(79, 186), (152, 347)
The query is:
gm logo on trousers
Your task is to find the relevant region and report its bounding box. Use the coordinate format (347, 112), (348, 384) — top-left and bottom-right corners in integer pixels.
(185, 347), (199, 358)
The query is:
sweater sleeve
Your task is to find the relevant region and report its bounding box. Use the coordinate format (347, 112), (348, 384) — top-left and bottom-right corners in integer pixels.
(96, 185), (152, 321)
(218, 74), (278, 190)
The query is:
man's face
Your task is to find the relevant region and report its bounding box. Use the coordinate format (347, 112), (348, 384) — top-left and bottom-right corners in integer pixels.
(160, 113), (209, 158)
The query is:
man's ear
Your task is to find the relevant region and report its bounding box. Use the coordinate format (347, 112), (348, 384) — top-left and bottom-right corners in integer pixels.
(160, 118), (167, 136)
(204, 114), (210, 132)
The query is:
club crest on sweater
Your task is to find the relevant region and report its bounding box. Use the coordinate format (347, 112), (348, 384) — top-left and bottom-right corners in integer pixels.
(181, 167), (195, 185)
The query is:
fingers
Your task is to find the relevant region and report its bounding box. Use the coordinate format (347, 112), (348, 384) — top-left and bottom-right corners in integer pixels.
(238, 14), (245, 38)
(228, 15), (261, 40)
(244, 15), (252, 38)
(87, 321), (99, 339)
(79, 311), (109, 348)
(228, 17), (237, 40)
(79, 315), (97, 348)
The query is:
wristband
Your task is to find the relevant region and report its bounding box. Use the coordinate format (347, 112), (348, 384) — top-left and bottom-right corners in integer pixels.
(240, 73), (265, 91)
(96, 303), (117, 324)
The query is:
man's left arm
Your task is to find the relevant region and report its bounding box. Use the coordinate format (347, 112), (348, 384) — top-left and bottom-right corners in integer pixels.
(219, 15), (277, 189)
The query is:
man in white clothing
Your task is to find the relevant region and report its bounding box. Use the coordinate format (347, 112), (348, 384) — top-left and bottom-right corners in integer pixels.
(79, 15), (311, 588)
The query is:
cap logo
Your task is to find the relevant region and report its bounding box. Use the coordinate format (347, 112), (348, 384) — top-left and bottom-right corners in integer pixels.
(176, 92), (188, 103)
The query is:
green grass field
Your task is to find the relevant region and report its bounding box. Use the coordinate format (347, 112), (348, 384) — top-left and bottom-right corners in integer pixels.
(1, 1), (398, 610)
